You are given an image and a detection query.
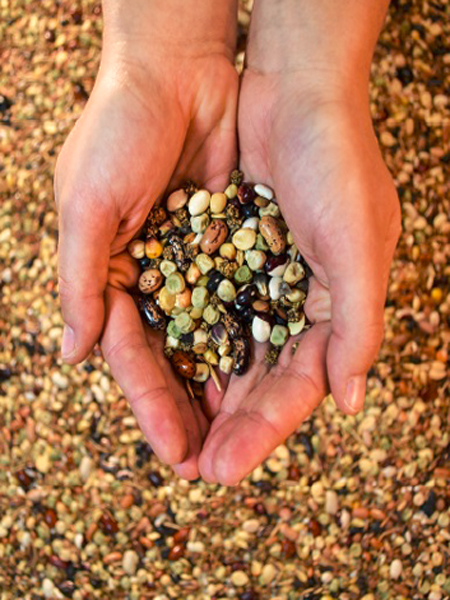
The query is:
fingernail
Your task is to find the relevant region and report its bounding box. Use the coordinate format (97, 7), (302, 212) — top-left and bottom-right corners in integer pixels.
(344, 374), (366, 413)
(61, 325), (75, 359)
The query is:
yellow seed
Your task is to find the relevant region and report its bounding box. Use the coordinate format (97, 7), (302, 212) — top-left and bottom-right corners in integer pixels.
(431, 288), (443, 303)
(175, 288), (191, 309)
(219, 243), (236, 260)
(145, 238), (163, 259)
(159, 287), (176, 314)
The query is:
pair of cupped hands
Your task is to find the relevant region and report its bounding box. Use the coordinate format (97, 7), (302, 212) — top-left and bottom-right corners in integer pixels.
(54, 21), (401, 485)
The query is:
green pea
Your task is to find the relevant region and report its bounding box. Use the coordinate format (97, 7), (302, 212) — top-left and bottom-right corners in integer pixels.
(234, 265), (253, 284)
(270, 325), (289, 347)
(191, 286), (209, 309)
(174, 312), (195, 333)
(196, 253), (215, 275)
(203, 304), (220, 325)
(159, 260), (177, 278)
(255, 233), (269, 251)
(167, 320), (182, 339)
(166, 272), (186, 295)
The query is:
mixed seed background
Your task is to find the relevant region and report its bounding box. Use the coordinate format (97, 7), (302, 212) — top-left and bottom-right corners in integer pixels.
(0, 0), (449, 599)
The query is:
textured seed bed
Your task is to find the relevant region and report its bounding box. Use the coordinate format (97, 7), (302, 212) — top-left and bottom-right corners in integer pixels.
(130, 174), (309, 394)
(0, 0), (449, 599)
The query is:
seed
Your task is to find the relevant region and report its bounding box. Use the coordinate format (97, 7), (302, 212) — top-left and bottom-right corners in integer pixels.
(218, 343), (231, 356)
(259, 216), (286, 255)
(99, 511), (118, 534)
(139, 296), (166, 330)
(253, 273), (269, 297)
(138, 269), (163, 294)
(171, 351), (196, 379)
(246, 250), (267, 271)
(390, 559), (403, 580)
(242, 217), (259, 231)
(255, 233), (269, 251)
(252, 300), (269, 312)
(166, 272), (186, 295)
(283, 262), (305, 285)
(268, 276), (284, 300)
(265, 254), (289, 277)
(219, 355), (233, 374)
(196, 253), (215, 274)
(190, 213), (210, 233)
(186, 263), (201, 285)
(210, 192), (227, 213)
(270, 325), (289, 346)
(193, 363), (209, 382)
(174, 312), (195, 334)
(191, 286), (209, 309)
(190, 307), (203, 319)
(127, 239), (145, 259)
(200, 219), (229, 255)
(206, 270), (224, 294)
(288, 315), (305, 335)
(167, 188), (188, 212)
(217, 279), (237, 302)
(224, 183), (238, 199)
(145, 238), (163, 259)
(219, 243), (237, 260)
(203, 304), (220, 325)
(167, 231), (189, 271)
(123, 550), (139, 576)
(242, 202), (259, 218)
(175, 288), (191, 309)
(159, 287), (176, 314)
(234, 265), (253, 284)
(236, 284), (257, 307)
(203, 349), (219, 365)
(254, 196), (270, 208)
(188, 189), (210, 215)
(44, 508), (57, 528)
(232, 228), (257, 251)
(232, 336), (250, 375)
(210, 323), (229, 345)
(237, 183), (256, 205)
(168, 544), (185, 561)
(259, 202), (280, 218)
(159, 259), (177, 278)
(252, 316), (271, 343)
(286, 288), (305, 303)
(165, 335), (179, 349)
(254, 183), (274, 201)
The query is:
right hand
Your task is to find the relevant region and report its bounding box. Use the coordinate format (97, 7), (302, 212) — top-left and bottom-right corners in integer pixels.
(55, 44), (238, 480)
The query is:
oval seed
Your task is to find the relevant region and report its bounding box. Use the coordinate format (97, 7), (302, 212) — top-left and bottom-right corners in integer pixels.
(203, 305), (220, 325)
(139, 297), (166, 330)
(283, 262), (305, 285)
(232, 336), (250, 375)
(242, 217), (259, 231)
(200, 220), (229, 255)
(269, 276), (284, 301)
(254, 183), (274, 201)
(167, 189), (188, 212)
(145, 238), (163, 259)
(190, 214), (210, 233)
(193, 363), (210, 383)
(288, 315), (306, 336)
(252, 316), (271, 343)
(186, 263), (201, 285)
(175, 288), (191, 309)
(246, 250), (267, 272)
(191, 287), (209, 309)
(128, 239), (145, 259)
(210, 192), (227, 214)
(270, 325), (289, 346)
(265, 254), (290, 277)
(232, 228), (257, 251)
(224, 184), (238, 199)
(217, 279), (236, 302)
(188, 189), (210, 216)
(174, 312), (195, 333)
(166, 272), (186, 295)
(171, 351), (196, 379)
(196, 253), (215, 274)
(159, 287), (176, 314)
(138, 269), (163, 294)
(219, 356), (233, 375)
(234, 265), (253, 284)
(259, 216), (286, 255)
(219, 243), (237, 260)
(159, 259), (177, 278)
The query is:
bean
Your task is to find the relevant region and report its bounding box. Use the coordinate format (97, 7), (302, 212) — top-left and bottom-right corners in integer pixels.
(200, 220), (229, 255)
(188, 189), (210, 216)
(171, 351), (196, 379)
(139, 296), (166, 330)
(259, 216), (286, 255)
(167, 189), (188, 212)
(138, 269), (163, 294)
(232, 336), (250, 375)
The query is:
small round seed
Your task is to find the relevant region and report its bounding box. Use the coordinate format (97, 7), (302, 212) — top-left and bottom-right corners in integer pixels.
(252, 316), (271, 343)
(191, 286), (209, 309)
(283, 262), (305, 285)
(270, 324), (289, 346)
(237, 183), (256, 205)
(127, 239), (145, 259)
(255, 233), (269, 251)
(175, 288), (191, 309)
(159, 259), (177, 278)
(196, 253), (215, 274)
(174, 312), (195, 333)
(286, 288), (306, 303)
(139, 269), (163, 294)
(166, 272), (186, 295)
(188, 189), (210, 216)
(206, 270), (224, 294)
(167, 189), (188, 212)
(190, 214), (210, 233)
(210, 192), (227, 214)
(190, 307), (203, 319)
(236, 284), (257, 307)
(171, 351), (196, 379)
(203, 305), (220, 325)
(232, 228), (257, 251)
(145, 238), (164, 259)
(167, 320), (182, 338)
(217, 279), (237, 302)
(165, 335), (180, 349)
(219, 243), (237, 260)
(224, 183), (238, 199)
(246, 250), (267, 271)
(252, 300), (269, 312)
(234, 265), (253, 284)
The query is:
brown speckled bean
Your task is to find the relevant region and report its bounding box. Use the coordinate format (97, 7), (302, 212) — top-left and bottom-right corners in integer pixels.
(200, 220), (229, 255)
(138, 269), (163, 294)
(259, 216), (286, 255)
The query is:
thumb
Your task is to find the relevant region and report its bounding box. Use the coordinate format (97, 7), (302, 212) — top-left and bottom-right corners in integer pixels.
(57, 190), (118, 363)
(319, 211), (386, 415)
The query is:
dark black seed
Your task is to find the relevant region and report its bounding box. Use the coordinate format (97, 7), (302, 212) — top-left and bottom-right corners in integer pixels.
(265, 254), (288, 275)
(242, 202), (259, 218)
(0, 367), (12, 382)
(139, 256), (151, 270)
(396, 66), (414, 85)
(232, 336), (250, 375)
(73, 82), (88, 101)
(240, 307), (255, 324)
(206, 270), (224, 294)
(274, 313), (287, 325)
(58, 581), (75, 597)
(0, 95), (12, 114)
(237, 183), (256, 205)
(139, 296), (166, 330)
(71, 8), (83, 23)
(420, 490), (437, 517)
(236, 285), (257, 307)
(148, 471), (163, 487)
(180, 332), (194, 346)
(298, 433), (314, 458)
(240, 591), (260, 600)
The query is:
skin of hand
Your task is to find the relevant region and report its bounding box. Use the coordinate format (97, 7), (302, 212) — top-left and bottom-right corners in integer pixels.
(198, 1), (402, 486)
(54, 1), (238, 480)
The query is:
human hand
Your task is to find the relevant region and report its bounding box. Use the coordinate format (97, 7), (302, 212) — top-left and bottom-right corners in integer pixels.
(55, 2), (238, 480)
(198, 67), (401, 486)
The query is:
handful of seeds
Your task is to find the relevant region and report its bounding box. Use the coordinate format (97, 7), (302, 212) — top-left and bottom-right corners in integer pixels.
(127, 171), (310, 395)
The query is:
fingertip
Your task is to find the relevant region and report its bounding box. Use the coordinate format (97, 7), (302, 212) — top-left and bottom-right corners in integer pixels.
(334, 373), (367, 415)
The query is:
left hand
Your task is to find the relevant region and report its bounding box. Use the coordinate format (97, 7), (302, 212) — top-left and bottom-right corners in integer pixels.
(199, 71), (401, 486)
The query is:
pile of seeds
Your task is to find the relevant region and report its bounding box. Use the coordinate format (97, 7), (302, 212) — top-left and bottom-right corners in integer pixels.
(127, 171), (310, 390)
